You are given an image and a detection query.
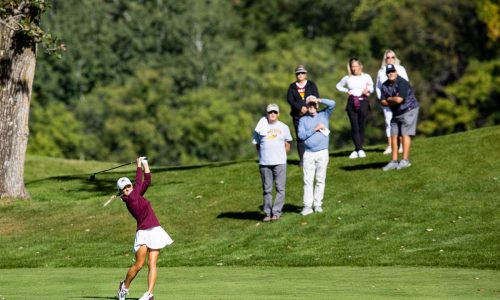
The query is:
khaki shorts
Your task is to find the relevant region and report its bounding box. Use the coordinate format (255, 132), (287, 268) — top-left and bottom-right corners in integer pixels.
(391, 107), (419, 136)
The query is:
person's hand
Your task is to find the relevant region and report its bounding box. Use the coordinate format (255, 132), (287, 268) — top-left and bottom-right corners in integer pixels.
(300, 106), (308, 115)
(314, 123), (325, 131)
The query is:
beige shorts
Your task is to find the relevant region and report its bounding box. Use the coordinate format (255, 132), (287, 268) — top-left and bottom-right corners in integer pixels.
(133, 226), (174, 252)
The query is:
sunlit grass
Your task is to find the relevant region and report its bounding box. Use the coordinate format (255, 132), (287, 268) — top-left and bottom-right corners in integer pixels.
(0, 126), (499, 270)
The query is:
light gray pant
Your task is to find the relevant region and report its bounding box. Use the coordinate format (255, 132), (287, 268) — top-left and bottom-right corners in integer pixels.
(259, 164), (287, 217)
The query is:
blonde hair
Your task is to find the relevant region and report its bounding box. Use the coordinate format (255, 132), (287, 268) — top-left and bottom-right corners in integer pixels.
(347, 58), (363, 76)
(381, 49), (402, 68)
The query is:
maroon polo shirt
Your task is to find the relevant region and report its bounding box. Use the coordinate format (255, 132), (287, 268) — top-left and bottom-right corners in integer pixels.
(121, 167), (161, 231)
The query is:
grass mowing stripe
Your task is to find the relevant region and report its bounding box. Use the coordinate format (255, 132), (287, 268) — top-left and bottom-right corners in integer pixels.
(0, 267), (498, 299)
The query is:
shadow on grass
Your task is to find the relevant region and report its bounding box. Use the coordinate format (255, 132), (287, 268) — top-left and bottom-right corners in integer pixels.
(74, 297), (138, 300)
(217, 203), (302, 220)
(340, 162), (387, 171)
(24, 160), (246, 197)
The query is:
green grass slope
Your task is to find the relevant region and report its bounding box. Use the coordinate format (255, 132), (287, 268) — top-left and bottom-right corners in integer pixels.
(1, 126), (499, 269)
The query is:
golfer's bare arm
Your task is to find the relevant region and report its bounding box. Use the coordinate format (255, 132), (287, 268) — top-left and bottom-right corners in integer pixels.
(285, 141), (291, 153)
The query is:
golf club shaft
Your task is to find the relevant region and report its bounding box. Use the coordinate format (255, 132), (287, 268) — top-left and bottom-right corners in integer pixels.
(92, 161), (133, 175)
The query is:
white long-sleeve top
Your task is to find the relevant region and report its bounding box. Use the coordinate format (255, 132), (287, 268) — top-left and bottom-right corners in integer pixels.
(336, 73), (374, 97)
(375, 65), (409, 99)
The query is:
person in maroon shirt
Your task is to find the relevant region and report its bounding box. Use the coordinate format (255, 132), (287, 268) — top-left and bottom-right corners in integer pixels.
(117, 157), (173, 300)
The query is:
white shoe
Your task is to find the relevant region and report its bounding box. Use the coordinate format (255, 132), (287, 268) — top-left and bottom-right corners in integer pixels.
(300, 207), (314, 216)
(358, 150), (366, 158)
(117, 281), (128, 300)
(139, 291), (154, 300)
(314, 206), (323, 213)
(349, 151), (358, 159)
(383, 146), (392, 155)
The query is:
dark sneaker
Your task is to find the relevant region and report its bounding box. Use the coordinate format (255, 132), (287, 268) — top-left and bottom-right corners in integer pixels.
(397, 159), (412, 170)
(382, 160), (399, 171)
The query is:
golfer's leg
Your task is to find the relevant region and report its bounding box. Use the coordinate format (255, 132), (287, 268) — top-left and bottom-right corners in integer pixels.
(302, 151), (315, 208)
(147, 249), (160, 294)
(313, 150), (329, 208)
(124, 245), (147, 288)
(272, 164), (287, 216)
(259, 166), (273, 216)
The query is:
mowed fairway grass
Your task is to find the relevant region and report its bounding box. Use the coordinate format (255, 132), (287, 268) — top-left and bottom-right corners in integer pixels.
(0, 126), (499, 299)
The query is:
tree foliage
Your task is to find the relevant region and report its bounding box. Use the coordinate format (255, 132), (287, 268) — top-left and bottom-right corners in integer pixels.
(26, 0), (500, 164)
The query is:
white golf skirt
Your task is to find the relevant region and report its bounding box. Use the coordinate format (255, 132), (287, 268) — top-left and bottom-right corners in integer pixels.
(133, 226), (174, 252)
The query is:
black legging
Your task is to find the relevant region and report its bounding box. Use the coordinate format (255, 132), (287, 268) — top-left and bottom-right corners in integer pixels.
(346, 99), (369, 151)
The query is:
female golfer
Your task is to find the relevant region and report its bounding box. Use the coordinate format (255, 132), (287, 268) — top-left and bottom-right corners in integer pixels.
(117, 157), (173, 300)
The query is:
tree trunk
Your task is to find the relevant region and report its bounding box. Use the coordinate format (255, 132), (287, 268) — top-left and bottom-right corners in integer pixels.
(0, 20), (37, 199)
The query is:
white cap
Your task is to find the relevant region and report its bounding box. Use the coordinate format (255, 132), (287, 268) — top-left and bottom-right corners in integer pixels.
(116, 177), (132, 191)
(266, 103), (279, 113)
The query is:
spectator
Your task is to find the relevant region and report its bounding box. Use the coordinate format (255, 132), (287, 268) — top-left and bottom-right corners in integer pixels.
(336, 58), (374, 159)
(253, 104), (293, 221)
(376, 50), (409, 155)
(287, 65), (320, 166)
(298, 96), (336, 215)
(380, 64), (419, 171)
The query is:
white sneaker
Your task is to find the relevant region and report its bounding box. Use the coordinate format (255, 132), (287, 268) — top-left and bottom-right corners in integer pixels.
(300, 207), (314, 216)
(314, 206), (323, 213)
(383, 146), (392, 155)
(117, 281), (128, 300)
(349, 151), (358, 159)
(357, 150), (366, 158)
(139, 291), (154, 300)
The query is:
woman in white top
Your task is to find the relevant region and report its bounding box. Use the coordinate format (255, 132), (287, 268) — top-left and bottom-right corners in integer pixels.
(336, 58), (374, 159)
(375, 50), (409, 154)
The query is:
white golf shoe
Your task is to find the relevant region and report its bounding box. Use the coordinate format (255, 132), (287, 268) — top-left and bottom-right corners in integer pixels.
(139, 291), (154, 300)
(117, 281), (128, 300)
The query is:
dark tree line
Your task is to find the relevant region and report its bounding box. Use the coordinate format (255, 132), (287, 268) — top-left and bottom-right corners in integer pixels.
(28, 0), (500, 165)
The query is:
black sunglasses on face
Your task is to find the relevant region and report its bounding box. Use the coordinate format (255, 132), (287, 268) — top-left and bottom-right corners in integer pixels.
(296, 72), (306, 75)
(268, 111), (278, 115)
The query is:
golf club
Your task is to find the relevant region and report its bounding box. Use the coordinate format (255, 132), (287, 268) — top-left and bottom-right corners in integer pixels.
(89, 156), (147, 181)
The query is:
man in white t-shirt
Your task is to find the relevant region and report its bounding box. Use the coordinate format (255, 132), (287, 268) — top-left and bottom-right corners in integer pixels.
(253, 104), (293, 222)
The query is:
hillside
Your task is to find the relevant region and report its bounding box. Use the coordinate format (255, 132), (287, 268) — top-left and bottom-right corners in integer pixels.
(1, 126), (499, 269)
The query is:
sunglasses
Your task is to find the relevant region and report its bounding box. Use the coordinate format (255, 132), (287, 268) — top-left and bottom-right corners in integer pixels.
(268, 111), (278, 115)
(386, 70), (397, 74)
(296, 72), (306, 75)
(386, 56), (395, 59)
